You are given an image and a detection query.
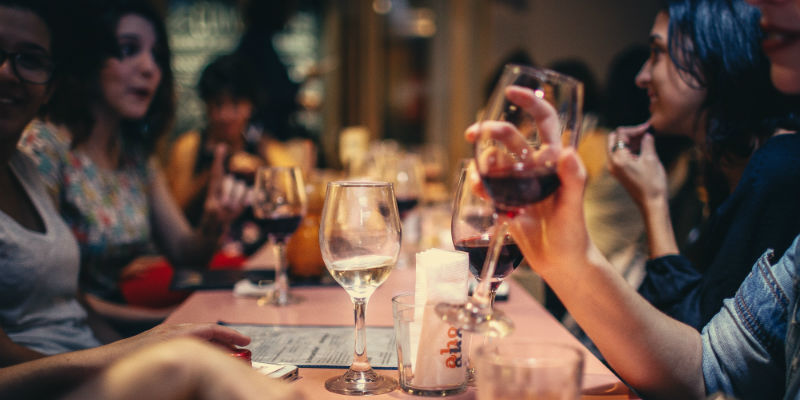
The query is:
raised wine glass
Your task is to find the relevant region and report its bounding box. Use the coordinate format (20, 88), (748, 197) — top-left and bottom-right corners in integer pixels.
(437, 64), (583, 337)
(252, 166), (307, 306)
(319, 181), (401, 395)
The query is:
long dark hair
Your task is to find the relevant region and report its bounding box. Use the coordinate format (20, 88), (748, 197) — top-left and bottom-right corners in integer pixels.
(45, 0), (174, 156)
(666, 0), (800, 164)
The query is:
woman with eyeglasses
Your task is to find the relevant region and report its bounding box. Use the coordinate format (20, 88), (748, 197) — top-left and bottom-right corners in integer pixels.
(0, 0), (255, 369)
(18, 0), (249, 337)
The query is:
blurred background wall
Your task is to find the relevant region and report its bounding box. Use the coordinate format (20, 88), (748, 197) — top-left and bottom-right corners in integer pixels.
(152, 0), (662, 174)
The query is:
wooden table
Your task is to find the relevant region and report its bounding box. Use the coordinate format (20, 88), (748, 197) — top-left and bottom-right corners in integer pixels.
(165, 266), (636, 399)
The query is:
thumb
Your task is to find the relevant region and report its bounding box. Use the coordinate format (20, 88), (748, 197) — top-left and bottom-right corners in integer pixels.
(639, 133), (657, 157)
(557, 148), (586, 208)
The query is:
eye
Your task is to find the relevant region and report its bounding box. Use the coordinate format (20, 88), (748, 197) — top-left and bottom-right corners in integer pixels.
(15, 53), (52, 71)
(118, 42), (141, 59)
(649, 45), (663, 62)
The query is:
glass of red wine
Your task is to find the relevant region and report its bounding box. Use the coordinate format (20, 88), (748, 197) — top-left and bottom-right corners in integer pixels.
(452, 161), (523, 305)
(252, 166), (307, 306)
(437, 64), (583, 337)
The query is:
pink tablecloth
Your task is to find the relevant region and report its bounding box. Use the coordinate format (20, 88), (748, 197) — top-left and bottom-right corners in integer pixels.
(165, 266), (636, 399)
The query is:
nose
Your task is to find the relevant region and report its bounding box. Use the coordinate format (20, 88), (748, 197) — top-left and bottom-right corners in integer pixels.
(634, 59), (651, 88)
(136, 51), (160, 79)
(0, 56), (19, 82)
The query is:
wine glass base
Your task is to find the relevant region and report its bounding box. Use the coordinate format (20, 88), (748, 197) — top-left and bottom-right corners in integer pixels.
(435, 302), (514, 337)
(325, 369), (397, 395)
(257, 291), (303, 307)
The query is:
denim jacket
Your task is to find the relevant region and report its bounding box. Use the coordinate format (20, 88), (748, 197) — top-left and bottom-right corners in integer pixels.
(702, 235), (800, 399)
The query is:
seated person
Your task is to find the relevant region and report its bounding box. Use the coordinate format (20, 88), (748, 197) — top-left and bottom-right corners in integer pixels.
(465, 0), (800, 397)
(167, 54), (264, 227)
(19, 0), (249, 337)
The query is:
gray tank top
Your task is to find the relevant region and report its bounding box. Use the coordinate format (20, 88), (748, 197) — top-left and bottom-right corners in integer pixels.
(0, 152), (101, 354)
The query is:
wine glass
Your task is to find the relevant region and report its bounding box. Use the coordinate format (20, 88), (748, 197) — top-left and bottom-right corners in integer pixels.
(319, 181), (401, 395)
(252, 166), (307, 306)
(437, 64), (583, 336)
(452, 161), (524, 308)
(392, 153), (424, 219)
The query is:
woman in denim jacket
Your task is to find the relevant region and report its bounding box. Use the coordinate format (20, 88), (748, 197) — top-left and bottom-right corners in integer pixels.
(466, 0), (800, 397)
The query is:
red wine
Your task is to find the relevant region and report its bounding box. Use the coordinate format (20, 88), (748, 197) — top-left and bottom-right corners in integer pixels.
(481, 170), (560, 210)
(396, 197), (419, 217)
(255, 215), (302, 243)
(454, 236), (523, 284)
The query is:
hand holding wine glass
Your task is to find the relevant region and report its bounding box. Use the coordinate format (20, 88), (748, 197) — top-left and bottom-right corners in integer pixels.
(319, 181), (401, 395)
(438, 64), (583, 337)
(252, 167), (307, 306)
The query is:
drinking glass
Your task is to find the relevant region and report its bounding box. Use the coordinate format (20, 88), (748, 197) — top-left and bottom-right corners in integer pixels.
(450, 161), (523, 334)
(320, 181), (401, 395)
(475, 340), (584, 400)
(252, 166), (307, 306)
(437, 64), (583, 337)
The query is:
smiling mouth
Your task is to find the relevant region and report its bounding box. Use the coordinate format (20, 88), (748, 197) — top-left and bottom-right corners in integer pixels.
(760, 23), (800, 52)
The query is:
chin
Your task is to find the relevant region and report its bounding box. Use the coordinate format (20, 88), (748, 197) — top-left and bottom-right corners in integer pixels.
(771, 66), (800, 95)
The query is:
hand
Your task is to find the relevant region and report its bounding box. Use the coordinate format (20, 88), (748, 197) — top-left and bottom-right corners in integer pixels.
(464, 86), (595, 276)
(119, 255), (167, 280)
(607, 123), (669, 210)
(63, 338), (303, 400)
(507, 149), (595, 276)
(202, 144), (252, 235)
(107, 323), (251, 358)
(470, 86), (562, 178)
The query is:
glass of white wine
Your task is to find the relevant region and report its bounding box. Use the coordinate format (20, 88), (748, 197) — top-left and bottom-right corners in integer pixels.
(319, 181), (401, 395)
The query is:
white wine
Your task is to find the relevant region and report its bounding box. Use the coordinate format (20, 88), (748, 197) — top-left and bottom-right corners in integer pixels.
(328, 255), (394, 298)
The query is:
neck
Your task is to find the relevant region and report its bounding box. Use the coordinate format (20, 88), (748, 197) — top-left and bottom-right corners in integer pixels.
(82, 105), (122, 168)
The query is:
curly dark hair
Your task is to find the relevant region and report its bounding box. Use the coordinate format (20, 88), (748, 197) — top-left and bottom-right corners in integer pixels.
(44, 0), (175, 156)
(197, 54), (260, 105)
(665, 0), (800, 164)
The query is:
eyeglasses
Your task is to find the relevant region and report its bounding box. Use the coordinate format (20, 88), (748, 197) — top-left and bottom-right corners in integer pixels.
(0, 48), (54, 85)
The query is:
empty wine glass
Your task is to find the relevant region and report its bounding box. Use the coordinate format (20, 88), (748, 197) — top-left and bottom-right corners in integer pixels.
(320, 181), (401, 395)
(437, 64), (583, 337)
(252, 166), (307, 306)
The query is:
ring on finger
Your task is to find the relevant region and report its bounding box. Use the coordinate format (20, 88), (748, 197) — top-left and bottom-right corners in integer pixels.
(612, 138), (627, 152)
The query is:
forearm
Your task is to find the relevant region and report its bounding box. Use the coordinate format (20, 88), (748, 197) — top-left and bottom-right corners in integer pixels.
(0, 347), (109, 398)
(540, 245), (705, 400)
(640, 195), (679, 258)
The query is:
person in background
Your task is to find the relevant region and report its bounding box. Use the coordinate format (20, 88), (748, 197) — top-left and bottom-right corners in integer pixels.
(466, 0), (800, 397)
(168, 54), (264, 224)
(19, 0), (250, 337)
(609, 0), (800, 329)
(0, 0), (252, 381)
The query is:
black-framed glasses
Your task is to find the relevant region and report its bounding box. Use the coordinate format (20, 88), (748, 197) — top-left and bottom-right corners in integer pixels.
(0, 48), (54, 85)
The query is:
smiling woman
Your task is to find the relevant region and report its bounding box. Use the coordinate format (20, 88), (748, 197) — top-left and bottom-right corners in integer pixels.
(18, 0), (251, 338)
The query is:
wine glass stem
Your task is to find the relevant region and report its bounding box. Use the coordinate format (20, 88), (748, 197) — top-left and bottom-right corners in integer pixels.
(272, 236), (289, 303)
(351, 296), (371, 372)
(473, 220), (509, 306)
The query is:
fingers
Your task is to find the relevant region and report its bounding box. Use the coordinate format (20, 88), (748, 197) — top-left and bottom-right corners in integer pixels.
(208, 144), (229, 195)
(639, 132), (656, 157)
(556, 148), (586, 209)
(608, 122), (650, 155)
(189, 324), (252, 347)
(506, 86), (561, 145)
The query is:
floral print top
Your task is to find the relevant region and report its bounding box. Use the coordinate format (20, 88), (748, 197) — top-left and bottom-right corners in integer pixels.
(19, 120), (157, 302)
